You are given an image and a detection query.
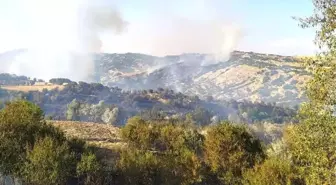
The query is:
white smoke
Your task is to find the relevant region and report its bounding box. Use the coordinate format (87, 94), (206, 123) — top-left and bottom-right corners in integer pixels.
(2, 0), (127, 81)
(1, 0), (241, 82)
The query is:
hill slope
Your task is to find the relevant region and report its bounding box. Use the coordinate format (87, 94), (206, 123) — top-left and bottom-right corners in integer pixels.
(0, 49), (310, 106)
(95, 51), (310, 106)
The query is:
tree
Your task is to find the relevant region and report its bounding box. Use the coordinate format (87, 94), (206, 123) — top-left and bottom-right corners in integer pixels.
(190, 107), (213, 126)
(66, 99), (81, 121)
(289, 1), (336, 184)
(120, 117), (203, 185)
(76, 152), (103, 185)
(0, 100), (102, 184)
(295, 0), (336, 112)
(116, 149), (164, 185)
(22, 137), (75, 185)
(0, 100), (65, 176)
(242, 157), (303, 185)
(284, 113), (336, 184)
(101, 107), (119, 124)
(204, 122), (265, 184)
(49, 78), (72, 85)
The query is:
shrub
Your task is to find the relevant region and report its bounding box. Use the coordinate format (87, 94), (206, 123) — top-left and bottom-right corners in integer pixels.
(284, 112), (336, 184)
(22, 137), (75, 185)
(77, 152), (103, 185)
(204, 122), (265, 184)
(116, 149), (164, 185)
(0, 100), (65, 176)
(119, 117), (204, 184)
(242, 157), (303, 185)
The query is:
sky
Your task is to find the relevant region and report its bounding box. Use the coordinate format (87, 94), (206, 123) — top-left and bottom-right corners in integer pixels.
(0, 0), (317, 56)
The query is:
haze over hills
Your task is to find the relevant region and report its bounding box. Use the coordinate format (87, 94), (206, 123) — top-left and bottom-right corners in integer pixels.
(0, 49), (310, 106)
(95, 51), (310, 106)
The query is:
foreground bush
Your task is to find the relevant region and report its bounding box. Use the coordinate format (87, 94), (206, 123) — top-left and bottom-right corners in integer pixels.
(0, 100), (66, 177)
(242, 157), (303, 185)
(121, 118), (268, 185)
(204, 122), (265, 184)
(76, 152), (103, 185)
(284, 111), (336, 184)
(0, 100), (102, 185)
(120, 117), (203, 185)
(23, 137), (75, 185)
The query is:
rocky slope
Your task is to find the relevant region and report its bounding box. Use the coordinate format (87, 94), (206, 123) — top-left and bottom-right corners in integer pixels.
(95, 51), (310, 106)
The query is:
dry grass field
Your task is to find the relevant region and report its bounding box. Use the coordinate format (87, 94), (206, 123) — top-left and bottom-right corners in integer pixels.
(50, 120), (124, 150)
(50, 120), (124, 164)
(1, 84), (65, 92)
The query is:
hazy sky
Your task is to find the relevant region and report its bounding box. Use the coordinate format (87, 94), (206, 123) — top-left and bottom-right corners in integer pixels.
(0, 0), (317, 56)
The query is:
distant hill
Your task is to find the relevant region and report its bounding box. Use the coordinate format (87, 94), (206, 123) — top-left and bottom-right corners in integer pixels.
(94, 51), (310, 106)
(0, 48), (310, 107)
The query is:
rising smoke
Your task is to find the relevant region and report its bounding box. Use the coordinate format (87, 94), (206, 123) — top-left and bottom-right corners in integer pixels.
(1, 0), (127, 81)
(1, 0), (242, 82)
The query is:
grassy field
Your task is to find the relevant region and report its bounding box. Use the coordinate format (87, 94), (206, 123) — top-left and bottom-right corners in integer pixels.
(50, 120), (124, 164)
(1, 84), (65, 92)
(50, 120), (123, 150)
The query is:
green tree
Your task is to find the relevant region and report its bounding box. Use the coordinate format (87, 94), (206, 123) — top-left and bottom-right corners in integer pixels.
(0, 100), (65, 176)
(121, 116), (154, 150)
(22, 137), (75, 185)
(242, 157), (303, 185)
(204, 122), (265, 184)
(117, 149), (164, 185)
(76, 152), (103, 185)
(191, 107), (212, 126)
(289, 1), (336, 184)
(66, 99), (81, 121)
(295, 0), (336, 112)
(284, 114), (336, 184)
(120, 117), (204, 185)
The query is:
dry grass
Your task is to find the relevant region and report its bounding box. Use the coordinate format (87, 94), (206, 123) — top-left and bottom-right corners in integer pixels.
(1, 84), (65, 92)
(50, 121), (125, 165)
(50, 120), (124, 150)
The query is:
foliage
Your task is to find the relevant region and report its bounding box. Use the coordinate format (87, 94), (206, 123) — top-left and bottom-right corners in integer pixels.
(284, 112), (336, 184)
(66, 99), (81, 121)
(288, 1), (336, 184)
(49, 78), (73, 85)
(66, 99), (124, 125)
(120, 117), (204, 185)
(116, 149), (165, 185)
(0, 73), (31, 85)
(76, 152), (103, 185)
(22, 137), (75, 185)
(204, 122), (265, 184)
(0, 76), (297, 125)
(189, 107), (213, 126)
(0, 100), (66, 176)
(295, 0), (336, 110)
(0, 100), (103, 185)
(242, 157), (303, 185)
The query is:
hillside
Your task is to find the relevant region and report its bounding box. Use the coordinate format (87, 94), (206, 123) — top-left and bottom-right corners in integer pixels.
(0, 76), (297, 125)
(95, 51), (310, 106)
(1, 50), (310, 106)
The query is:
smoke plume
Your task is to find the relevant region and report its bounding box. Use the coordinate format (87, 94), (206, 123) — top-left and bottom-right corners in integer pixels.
(2, 0), (127, 81)
(1, 0), (242, 82)
(101, 0), (243, 68)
